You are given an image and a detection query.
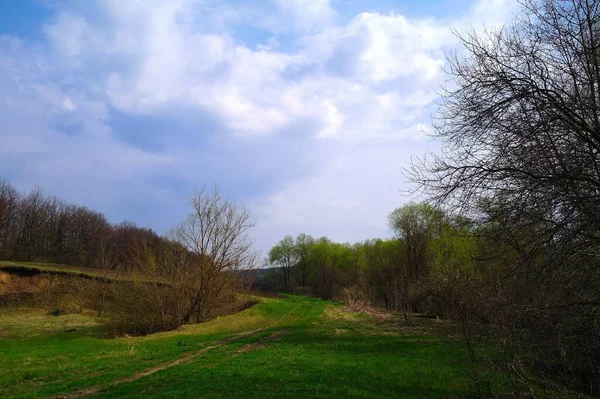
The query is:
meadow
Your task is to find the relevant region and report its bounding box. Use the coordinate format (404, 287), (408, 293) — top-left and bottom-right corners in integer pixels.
(0, 295), (476, 399)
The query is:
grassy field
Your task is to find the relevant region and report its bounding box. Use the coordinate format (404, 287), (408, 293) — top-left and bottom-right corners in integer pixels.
(0, 295), (481, 398)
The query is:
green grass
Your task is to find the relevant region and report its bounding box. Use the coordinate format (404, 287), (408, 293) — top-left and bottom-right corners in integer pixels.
(0, 295), (479, 398)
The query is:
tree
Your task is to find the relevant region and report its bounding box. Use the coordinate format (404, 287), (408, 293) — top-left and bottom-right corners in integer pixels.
(295, 233), (314, 287)
(104, 238), (190, 335)
(412, 0), (600, 227)
(171, 186), (257, 323)
(409, 0), (600, 392)
(14, 186), (47, 261)
(92, 235), (118, 317)
(0, 179), (18, 259)
(362, 239), (403, 311)
(388, 202), (443, 281)
(308, 237), (342, 300)
(269, 235), (298, 292)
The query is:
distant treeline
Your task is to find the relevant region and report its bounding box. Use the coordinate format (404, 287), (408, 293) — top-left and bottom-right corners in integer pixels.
(262, 203), (470, 315)
(0, 178), (175, 271)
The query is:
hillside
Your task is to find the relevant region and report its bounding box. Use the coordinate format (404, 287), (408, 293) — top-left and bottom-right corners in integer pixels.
(0, 261), (131, 280)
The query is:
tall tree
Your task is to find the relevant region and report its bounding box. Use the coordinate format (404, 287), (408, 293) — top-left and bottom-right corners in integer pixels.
(295, 233), (314, 287)
(171, 186), (256, 323)
(269, 235), (298, 292)
(388, 202), (443, 281)
(0, 179), (18, 259)
(409, 0), (600, 392)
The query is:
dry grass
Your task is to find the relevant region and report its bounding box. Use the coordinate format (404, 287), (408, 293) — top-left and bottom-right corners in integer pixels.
(0, 307), (101, 339)
(0, 261), (131, 282)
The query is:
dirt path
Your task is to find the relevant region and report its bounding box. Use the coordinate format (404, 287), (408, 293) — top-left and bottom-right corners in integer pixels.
(51, 327), (267, 399)
(51, 300), (304, 399)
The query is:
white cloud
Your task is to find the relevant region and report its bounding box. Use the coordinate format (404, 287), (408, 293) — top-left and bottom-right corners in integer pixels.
(301, 12), (452, 83)
(38, 1), (456, 142)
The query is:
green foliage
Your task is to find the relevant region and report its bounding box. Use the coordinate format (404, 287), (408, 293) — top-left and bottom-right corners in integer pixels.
(263, 202), (477, 313)
(429, 216), (478, 276)
(268, 235), (297, 266)
(268, 235), (298, 291)
(388, 202), (444, 240)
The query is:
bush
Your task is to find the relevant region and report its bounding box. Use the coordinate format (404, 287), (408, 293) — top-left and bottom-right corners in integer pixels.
(103, 281), (187, 336)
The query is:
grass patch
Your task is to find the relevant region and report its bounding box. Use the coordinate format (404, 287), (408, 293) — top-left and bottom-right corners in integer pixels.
(0, 308), (102, 339)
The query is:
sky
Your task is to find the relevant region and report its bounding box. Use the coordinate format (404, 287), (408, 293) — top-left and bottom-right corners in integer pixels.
(0, 0), (517, 254)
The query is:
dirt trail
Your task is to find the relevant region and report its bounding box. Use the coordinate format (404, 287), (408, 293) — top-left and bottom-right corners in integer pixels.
(51, 327), (267, 399)
(51, 300), (304, 399)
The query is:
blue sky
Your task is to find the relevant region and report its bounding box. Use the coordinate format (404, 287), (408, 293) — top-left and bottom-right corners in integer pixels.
(0, 0), (516, 253)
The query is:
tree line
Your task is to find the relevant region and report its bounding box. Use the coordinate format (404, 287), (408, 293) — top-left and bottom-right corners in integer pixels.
(0, 180), (256, 335)
(265, 202), (473, 319)
(0, 179), (180, 271)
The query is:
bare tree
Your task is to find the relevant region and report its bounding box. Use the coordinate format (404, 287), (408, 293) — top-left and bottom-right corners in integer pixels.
(103, 238), (190, 335)
(91, 235), (118, 317)
(0, 179), (18, 259)
(171, 186), (257, 323)
(409, 0), (600, 393)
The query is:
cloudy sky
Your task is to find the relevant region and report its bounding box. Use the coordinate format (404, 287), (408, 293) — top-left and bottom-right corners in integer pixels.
(0, 0), (516, 253)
